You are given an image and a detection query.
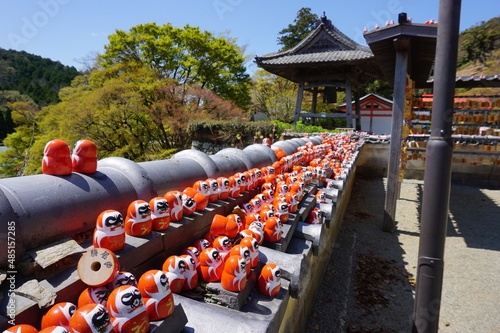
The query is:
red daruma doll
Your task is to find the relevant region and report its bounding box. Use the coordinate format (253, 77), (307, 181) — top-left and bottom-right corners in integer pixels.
(93, 210), (125, 252)
(69, 303), (113, 333)
(162, 255), (187, 293)
(180, 254), (199, 290)
(199, 248), (224, 282)
(149, 197), (170, 231)
(209, 214), (240, 239)
(258, 263), (282, 297)
(4, 325), (38, 333)
(106, 285), (150, 333)
(41, 302), (77, 329)
(217, 177), (230, 200)
(137, 270), (174, 321)
(264, 216), (283, 243)
(221, 255), (247, 292)
(164, 191), (183, 222)
(125, 200), (152, 237)
(72, 139), (97, 174)
(42, 139), (72, 175)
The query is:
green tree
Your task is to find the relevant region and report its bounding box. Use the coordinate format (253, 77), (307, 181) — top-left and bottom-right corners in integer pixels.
(0, 48), (79, 106)
(277, 8), (319, 50)
(100, 23), (251, 109)
(0, 98), (40, 177)
(458, 17), (500, 67)
(251, 70), (297, 122)
(5, 61), (248, 175)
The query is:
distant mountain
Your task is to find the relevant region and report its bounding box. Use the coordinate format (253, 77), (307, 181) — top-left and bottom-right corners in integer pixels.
(457, 16), (500, 75)
(0, 48), (80, 106)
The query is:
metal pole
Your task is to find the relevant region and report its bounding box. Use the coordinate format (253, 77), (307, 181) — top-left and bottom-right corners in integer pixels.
(412, 0), (461, 332)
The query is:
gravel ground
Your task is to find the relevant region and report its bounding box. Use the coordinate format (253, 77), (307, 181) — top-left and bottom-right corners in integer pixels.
(306, 175), (500, 333)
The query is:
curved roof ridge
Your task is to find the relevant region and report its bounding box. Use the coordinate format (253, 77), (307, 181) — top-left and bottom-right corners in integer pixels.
(256, 13), (371, 61)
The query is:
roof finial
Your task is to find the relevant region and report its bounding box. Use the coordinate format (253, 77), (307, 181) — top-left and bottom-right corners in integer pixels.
(321, 12), (328, 24)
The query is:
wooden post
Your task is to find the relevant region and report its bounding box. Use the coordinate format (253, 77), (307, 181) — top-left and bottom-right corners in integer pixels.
(294, 81), (304, 125)
(345, 79), (352, 128)
(311, 87), (318, 125)
(383, 38), (409, 232)
(354, 89), (361, 131)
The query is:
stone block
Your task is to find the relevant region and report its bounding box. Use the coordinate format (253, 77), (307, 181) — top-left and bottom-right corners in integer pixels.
(294, 222), (327, 256)
(258, 247), (303, 298)
(204, 264), (260, 310)
(240, 278), (291, 329)
(263, 212), (298, 252)
(304, 183), (318, 195)
(174, 294), (274, 333)
(150, 303), (188, 332)
(117, 231), (164, 272)
(297, 193), (316, 222)
(285, 238), (314, 298)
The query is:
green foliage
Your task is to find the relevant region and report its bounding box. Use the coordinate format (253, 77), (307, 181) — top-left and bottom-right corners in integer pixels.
(0, 60), (249, 175)
(359, 79), (393, 100)
(458, 17), (500, 67)
(187, 120), (278, 148)
(277, 8), (319, 51)
(0, 91), (36, 142)
(271, 120), (335, 135)
(250, 70), (297, 122)
(0, 48), (79, 106)
(100, 23), (251, 109)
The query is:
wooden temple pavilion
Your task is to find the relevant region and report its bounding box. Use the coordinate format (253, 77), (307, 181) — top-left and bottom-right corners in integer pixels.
(255, 13), (383, 127)
(363, 13), (438, 231)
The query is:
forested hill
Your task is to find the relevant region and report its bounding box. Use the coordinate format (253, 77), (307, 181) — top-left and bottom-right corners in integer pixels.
(457, 16), (500, 75)
(0, 48), (80, 105)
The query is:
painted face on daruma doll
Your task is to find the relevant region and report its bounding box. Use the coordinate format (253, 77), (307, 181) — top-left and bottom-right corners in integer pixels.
(138, 270), (170, 299)
(96, 210), (124, 232)
(108, 286), (144, 316)
(127, 200), (151, 221)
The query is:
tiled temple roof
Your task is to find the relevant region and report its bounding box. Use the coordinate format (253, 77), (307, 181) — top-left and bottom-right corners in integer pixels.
(255, 14), (375, 67)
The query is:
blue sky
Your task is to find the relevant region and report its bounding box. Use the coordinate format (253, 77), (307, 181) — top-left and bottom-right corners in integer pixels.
(1, 0), (499, 74)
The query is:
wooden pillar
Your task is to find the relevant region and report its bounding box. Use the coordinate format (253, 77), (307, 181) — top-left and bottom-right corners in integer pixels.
(311, 87), (318, 114)
(345, 79), (352, 128)
(294, 81), (304, 125)
(354, 89), (361, 131)
(311, 87), (318, 125)
(383, 38), (409, 232)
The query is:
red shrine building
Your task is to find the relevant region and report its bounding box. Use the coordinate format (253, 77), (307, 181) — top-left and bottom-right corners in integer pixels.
(338, 93), (393, 134)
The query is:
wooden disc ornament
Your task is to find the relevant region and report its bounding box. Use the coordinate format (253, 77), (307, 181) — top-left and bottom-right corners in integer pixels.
(78, 248), (119, 287)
